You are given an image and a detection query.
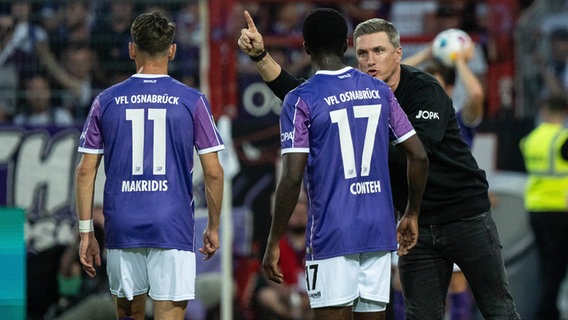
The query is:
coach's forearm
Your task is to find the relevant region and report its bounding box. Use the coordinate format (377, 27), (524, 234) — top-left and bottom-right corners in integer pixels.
(254, 52), (282, 83)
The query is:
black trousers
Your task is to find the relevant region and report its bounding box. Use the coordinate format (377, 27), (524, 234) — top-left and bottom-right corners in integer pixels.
(530, 211), (568, 320)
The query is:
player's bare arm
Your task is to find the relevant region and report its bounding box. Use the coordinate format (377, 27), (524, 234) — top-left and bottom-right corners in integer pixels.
(198, 152), (224, 260)
(396, 134), (428, 255)
(263, 153), (307, 283)
(75, 153), (103, 277)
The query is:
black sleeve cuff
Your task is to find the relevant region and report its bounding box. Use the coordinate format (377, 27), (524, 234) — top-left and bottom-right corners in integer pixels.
(266, 68), (304, 101)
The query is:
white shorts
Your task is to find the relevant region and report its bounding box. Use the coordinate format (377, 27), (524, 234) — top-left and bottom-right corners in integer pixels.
(305, 251), (391, 312)
(391, 251), (399, 266)
(107, 248), (196, 301)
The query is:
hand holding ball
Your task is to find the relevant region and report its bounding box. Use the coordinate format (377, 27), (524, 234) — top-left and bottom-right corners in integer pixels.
(432, 29), (472, 67)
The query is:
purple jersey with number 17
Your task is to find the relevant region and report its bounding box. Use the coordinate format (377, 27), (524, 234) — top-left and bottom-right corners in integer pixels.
(280, 67), (415, 260)
(78, 74), (224, 251)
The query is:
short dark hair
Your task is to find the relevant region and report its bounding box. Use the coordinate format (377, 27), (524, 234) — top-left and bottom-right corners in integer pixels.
(353, 18), (400, 49)
(424, 62), (456, 87)
(302, 8), (347, 55)
(130, 12), (175, 56)
(543, 93), (568, 114)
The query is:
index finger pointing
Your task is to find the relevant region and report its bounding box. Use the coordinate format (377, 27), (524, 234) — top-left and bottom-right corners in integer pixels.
(243, 10), (257, 32)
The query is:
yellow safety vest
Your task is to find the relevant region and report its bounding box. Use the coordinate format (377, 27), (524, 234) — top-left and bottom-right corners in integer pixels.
(520, 123), (568, 211)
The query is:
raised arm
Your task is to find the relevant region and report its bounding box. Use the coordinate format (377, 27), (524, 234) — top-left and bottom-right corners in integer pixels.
(36, 41), (85, 98)
(401, 44), (433, 67)
(532, 51), (567, 100)
(454, 45), (484, 125)
(237, 10), (281, 82)
(238, 10), (304, 100)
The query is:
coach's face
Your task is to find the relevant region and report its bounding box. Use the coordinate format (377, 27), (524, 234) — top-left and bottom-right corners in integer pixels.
(355, 31), (402, 90)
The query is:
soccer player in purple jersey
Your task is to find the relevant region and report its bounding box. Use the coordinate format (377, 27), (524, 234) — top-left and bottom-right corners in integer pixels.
(75, 12), (224, 320)
(260, 9), (429, 320)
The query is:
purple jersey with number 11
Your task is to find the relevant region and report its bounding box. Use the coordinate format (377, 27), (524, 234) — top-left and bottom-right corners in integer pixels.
(280, 67), (415, 260)
(78, 74), (224, 251)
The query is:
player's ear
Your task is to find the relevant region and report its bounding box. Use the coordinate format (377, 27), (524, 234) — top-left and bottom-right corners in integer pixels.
(169, 43), (176, 60)
(303, 41), (310, 56)
(343, 39), (348, 53)
(129, 42), (136, 60)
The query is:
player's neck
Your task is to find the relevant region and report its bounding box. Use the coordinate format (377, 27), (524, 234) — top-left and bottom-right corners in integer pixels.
(313, 54), (345, 71)
(135, 59), (169, 75)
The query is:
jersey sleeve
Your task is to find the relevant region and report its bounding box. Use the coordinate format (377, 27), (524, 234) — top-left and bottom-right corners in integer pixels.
(280, 93), (310, 154)
(77, 95), (104, 154)
(194, 95), (225, 154)
(387, 89), (416, 145)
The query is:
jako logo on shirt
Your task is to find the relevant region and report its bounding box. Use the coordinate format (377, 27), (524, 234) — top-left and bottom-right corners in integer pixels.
(415, 110), (439, 120)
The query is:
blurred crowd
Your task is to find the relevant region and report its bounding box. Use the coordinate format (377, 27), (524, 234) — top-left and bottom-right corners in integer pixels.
(0, 0), (498, 127)
(0, 0), (564, 125)
(0, 0), (203, 125)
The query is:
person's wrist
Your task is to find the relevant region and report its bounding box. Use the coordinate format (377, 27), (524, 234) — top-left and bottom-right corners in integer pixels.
(250, 50), (267, 62)
(79, 219), (94, 233)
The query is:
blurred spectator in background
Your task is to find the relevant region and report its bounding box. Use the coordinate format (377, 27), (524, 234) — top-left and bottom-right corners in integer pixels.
(90, 0), (135, 86)
(12, 73), (73, 126)
(426, 2), (488, 119)
(257, 3), (312, 80)
(57, 42), (99, 121)
(340, 0), (393, 30)
(174, 0), (201, 87)
(1, 1), (52, 122)
(254, 192), (313, 320)
(10, 0), (48, 76)
(517, 0), (568, 117)
(519, 93), (568, 320)
(534, 27), (568, 99)
(427, 1), (464, 35)
(268, 2), (308, 37)
(424, 60), (484, 148)
(0, 13), (19, 122)
(269, 46), (310, 80)
(42, 0), (94, 58)
(37, 41), (100, 122)
(267, 2), (311, 78)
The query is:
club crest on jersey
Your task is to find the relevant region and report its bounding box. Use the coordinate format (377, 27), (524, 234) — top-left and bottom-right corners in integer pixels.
(415, 110), (439, 120)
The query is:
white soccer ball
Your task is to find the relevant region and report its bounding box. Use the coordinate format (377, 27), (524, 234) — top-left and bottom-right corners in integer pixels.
(431, 28), (472, 67)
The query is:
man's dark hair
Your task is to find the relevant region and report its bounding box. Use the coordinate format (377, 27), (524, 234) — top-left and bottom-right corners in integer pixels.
(543, 93), (568, 114)
(302, 8), (347, 55)
(353, 18), (400, 49)
(424, 62), (456, 87)
(130, 12), (175, 56)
